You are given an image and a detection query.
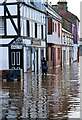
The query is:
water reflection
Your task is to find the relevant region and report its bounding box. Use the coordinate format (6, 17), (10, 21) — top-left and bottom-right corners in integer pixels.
(1, 62), (80, 119)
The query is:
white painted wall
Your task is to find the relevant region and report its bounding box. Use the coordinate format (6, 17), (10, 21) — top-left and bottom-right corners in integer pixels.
(0, 47), (9, 70)
(62, 47), (69, 65)
(62, 30), (73, 65)
(73, 44), (78, 61)
(23, 46), (27, 72)
(20, 5), (45, 39)
(7, 19), (18, 35)
(7, 5), (17, 15)
(47, 20), (62, 45)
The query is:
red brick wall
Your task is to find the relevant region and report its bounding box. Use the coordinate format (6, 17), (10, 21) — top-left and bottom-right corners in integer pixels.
(47, 44), (61, 69)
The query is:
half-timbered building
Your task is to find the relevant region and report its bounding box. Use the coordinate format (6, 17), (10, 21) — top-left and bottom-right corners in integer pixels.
(0, 0), (46, 73)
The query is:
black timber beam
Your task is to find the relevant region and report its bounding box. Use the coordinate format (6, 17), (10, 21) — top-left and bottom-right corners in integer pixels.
(18, 3), (20, 36)
(0, 35), (19, 38)
(4, 3), (7, 36)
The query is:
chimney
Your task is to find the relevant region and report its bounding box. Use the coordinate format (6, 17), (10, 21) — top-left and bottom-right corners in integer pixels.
(57, 1), (68, 11)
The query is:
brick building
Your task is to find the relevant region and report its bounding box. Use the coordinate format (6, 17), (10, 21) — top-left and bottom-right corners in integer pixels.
(52, 1), (80, 63)
(45, 3), (62, 69)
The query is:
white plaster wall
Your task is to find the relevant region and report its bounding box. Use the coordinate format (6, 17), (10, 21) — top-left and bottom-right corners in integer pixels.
(20, 5), (46, 40)
(73, 44), (78, 61)
(0, 47), (9, 70)
(7, 19), (18, 35)
(47, 21), (62, 45)
(0, 6), (4, 16)
(0, 38), (13, 44)
(23, 46), (27, 72)
(62, 47), (70, 65)
(7, 5), (17, 15)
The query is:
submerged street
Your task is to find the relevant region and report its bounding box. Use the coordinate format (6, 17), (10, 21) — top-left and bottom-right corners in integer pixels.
(2, 62), (80, 119)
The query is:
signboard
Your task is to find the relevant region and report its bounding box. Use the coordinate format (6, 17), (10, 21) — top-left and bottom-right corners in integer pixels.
(11, 45), (23, 49)
(31, 40), (41, 46)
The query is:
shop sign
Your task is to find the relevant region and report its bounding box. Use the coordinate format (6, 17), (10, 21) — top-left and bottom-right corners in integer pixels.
(31, 40), (41, 46)
(11, 45), (23, 49)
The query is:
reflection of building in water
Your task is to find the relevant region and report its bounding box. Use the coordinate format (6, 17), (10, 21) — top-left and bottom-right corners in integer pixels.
(22, 73), (48, 118)
(46, 68), (63, 118)
(2, 81), (24, 119)
(1, 63), (80, 119)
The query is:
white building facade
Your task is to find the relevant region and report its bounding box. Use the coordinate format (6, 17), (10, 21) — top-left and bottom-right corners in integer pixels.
(0, 0), (46, 73)
(62, 28), (73, 66)
(45, 3), (62, 69)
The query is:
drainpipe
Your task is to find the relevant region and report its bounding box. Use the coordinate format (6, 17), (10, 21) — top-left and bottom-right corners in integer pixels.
(61, 22), (63, 69)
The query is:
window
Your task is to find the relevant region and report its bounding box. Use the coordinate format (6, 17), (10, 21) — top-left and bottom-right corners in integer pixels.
(58, 23), (60, 38)
(30, 1), (34, 5)
(52, 22), (54, 32)
(11, 52), (15, 65)
(0, 19), (4, 35)
(31, 22), (33, 37)
(35, 23), (37, 38)
(27, 48), (31, 69)
(16, 52), (20, 65)
(47, 47), (49, 61)
(55, 23), (57, 33)
(27, 20), (30, 37)
(48, 17), (52, 34)
(41, 25), (43, 39)
(41, 49), (44, 59)
(58, 48), (60, 60)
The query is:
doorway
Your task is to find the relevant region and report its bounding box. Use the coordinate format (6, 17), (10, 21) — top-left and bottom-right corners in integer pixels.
(9, 49), (23, 69)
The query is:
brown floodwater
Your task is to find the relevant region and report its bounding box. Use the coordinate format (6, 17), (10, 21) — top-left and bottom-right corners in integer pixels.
(1, 62), (80, 119)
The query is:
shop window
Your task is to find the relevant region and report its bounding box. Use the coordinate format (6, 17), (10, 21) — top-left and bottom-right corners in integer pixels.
(11, 52), (15, 65)
(52, 22), (54, 32)
(16, 52), (20, 65)
(48, 17), (52, 34)
(27, 20), (30, 37)
(35, 23), (37, 38)
(0, 19), (4, 35)
(46, 48), (49, 61)
(55, 23), (57, 33)
(27, 48), (31, 69)
(41, 49), (44, 59)
(58, 23), (60, 38)
(41, 25), (43, 39)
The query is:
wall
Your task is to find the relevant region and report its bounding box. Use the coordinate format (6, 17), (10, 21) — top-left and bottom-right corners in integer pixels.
(0, 47), (9, 70)
(73, 44), (78, 62)
(20, 5), (45, 39)
(47, 20), (61, 45)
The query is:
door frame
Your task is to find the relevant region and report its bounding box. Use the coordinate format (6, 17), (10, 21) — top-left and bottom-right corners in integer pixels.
(9, 46), (23, 69)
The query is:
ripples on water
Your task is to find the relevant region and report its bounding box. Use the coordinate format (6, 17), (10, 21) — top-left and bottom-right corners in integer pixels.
(1, 62), (80, 119)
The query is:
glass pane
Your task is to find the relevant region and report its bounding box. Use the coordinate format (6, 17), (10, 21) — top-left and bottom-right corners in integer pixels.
(16, 52), (20, 65)
(11, 52), (15, 65)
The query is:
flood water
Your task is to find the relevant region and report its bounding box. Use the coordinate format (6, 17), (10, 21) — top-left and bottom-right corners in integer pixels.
(1, 62), (80, 119)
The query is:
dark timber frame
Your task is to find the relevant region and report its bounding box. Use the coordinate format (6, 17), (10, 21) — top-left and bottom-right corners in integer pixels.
(0, 2), (46, 39)
(0, 2), (21, 38)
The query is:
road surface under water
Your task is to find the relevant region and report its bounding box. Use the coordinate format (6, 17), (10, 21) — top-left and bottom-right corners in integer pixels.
(1, 62), (80, 119)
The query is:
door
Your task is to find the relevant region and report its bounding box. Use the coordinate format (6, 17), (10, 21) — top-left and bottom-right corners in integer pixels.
(63, 50), (66, 65)
(53, 48), (56, 69)
(69, 50), (71, 64)
(10, 49), (23, 69)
